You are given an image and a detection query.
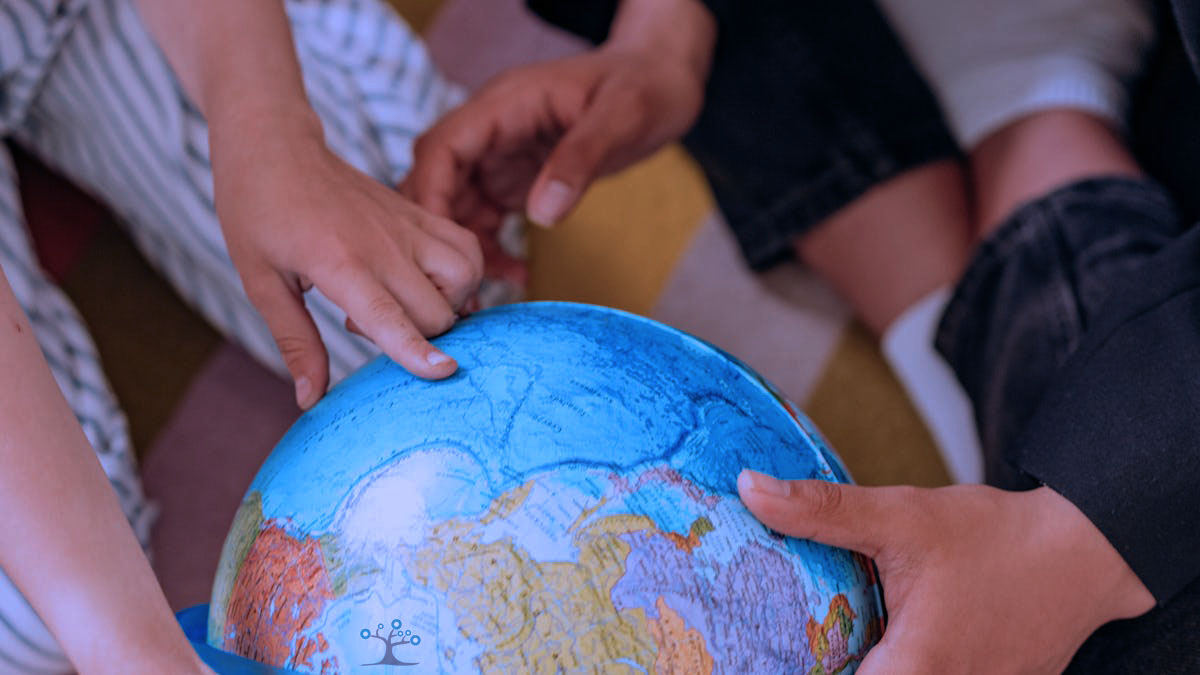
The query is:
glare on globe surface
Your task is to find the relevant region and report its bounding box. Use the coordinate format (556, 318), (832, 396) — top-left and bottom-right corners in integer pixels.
(208, 302), (884, 674)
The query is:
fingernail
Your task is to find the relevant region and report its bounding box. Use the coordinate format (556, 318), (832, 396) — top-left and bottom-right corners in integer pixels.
(528, 180), (573, 227)
(739, 469), (791, 497)
(427, 350), (452, 367)
(295, 376), (313, 409)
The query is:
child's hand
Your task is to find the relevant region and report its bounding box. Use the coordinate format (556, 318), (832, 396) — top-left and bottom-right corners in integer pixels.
(737, 471), (1155, 672)
(211, 111), (483, 408)
(401, 0), (715, 229)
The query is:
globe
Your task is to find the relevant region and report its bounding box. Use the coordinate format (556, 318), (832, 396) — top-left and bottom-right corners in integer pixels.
(206, 302), (884, 674)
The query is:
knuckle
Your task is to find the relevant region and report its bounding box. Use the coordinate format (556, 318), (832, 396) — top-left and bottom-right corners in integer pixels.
(274, 334), (313, 370)
(440, 262), (476, 295)
(456, 246), (487, 288)
(432, 221), (485, 280)
(366, 294), (403, 322)
(805, 480), (845, 520)
(319, 245), (355, 270)
(323, 250), (370, 280)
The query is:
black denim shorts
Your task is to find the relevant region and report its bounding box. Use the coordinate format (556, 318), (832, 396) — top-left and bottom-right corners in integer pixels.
(932, 175), (1200, 673)
(528, 0), (959, 269)
(935, 177), (1184, 488)
(680, 0), (960, 269)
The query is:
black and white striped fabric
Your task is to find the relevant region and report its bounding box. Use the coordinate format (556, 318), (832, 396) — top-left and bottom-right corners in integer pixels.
(0, 0), (463, 670)
(0, 0), (88, 135)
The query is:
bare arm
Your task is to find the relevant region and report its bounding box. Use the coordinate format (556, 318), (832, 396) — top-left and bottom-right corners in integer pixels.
(0, 269), (209, 674)
(133, 0), (314, 136)
(134, 0), (483, 406)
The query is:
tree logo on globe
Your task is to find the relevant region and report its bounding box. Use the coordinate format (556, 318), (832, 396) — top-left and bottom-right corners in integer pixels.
(360, 618), (421, 667)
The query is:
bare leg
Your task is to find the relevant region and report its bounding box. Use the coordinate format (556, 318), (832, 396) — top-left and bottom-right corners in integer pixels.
(792, 159), (982, 482)
(797, 111), (1144, 331)
(970, 110), (1142, 237)
(794, 159), (972, 336)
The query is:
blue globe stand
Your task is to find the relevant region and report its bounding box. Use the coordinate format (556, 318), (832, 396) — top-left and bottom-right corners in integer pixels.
(177, 605), (302, 674)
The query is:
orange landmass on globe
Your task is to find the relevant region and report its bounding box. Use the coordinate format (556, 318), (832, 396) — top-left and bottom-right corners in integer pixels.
(656, 516), (716, 554)
(224, 521), (339, 673)
(648, 596), (713, 674)
(806, 593), (857, 674)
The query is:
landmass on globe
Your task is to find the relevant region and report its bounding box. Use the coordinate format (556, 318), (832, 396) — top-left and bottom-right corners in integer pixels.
(212, 464), (880, 674)
(204, 303), (884, 674)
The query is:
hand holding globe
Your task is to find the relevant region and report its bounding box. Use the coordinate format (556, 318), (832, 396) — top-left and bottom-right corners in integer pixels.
(738, 473), (1154, 674)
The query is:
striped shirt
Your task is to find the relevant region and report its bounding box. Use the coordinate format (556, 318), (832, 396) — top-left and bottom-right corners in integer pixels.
(0, 0), (87, 134)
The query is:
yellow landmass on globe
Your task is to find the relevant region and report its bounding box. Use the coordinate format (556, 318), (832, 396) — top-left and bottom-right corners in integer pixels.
(807, 593), (858, 675)
(477, 482), (534, 525)
(567, 496), (609, 533)
(406, 480), (663, 673)
(648, 596), (714, 674)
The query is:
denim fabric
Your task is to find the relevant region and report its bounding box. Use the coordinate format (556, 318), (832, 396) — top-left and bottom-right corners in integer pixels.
(680, 0), (959, 269)
(528, 0), (1200, 667)
(935, 176), (1200, 672)
(529, 0), (960, 269)
(1069, 574), (1200, 673)
(935, 177), (1183, 488)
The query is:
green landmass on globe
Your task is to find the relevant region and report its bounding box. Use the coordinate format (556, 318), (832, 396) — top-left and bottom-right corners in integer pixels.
(207, 303), (884, 674)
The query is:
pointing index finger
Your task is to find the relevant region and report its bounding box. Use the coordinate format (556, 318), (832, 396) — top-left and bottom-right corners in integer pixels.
(318, 266), (458, 380)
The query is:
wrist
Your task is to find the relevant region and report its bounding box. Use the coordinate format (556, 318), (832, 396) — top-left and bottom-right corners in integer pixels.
(207, 103), (326, 176)
(604, 0), (716, 82)
(207, 99), (325, 158)
(1030, 486), (1155, 624)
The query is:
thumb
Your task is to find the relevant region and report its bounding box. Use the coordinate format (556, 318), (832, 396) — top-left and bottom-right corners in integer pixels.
(245, 273), (331, 410)
(737, 470), (898, 558)
(526, 98), (642, 227)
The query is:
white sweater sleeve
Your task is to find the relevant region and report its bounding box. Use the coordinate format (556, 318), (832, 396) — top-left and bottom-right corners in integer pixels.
(875, 0), (1155, 149)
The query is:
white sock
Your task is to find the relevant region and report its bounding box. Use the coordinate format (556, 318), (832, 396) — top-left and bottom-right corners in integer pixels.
(882, 287), (984, 483)
(876, 0), (1153, 148)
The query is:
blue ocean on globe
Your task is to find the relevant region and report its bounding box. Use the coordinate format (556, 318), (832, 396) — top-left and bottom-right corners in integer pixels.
(203, 302), (884, 674)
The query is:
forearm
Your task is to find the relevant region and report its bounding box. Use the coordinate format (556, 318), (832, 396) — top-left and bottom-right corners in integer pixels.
(0, 272), (203, 673)
(133, 0), (322, 143)
(606, 0), (716, 81)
